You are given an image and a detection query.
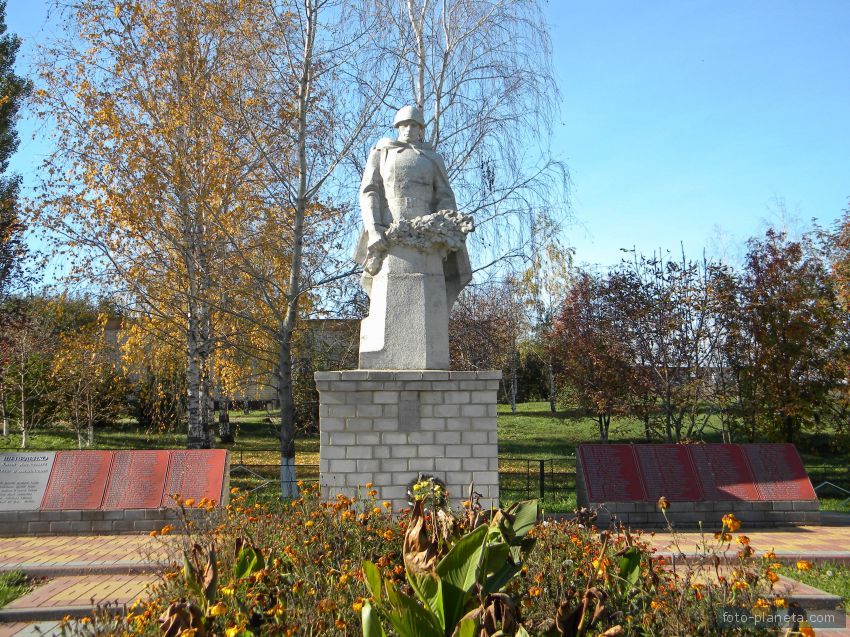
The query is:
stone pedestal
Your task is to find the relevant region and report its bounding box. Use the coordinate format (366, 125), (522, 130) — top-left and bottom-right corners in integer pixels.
(359, 246), (451, 370)
(315, 370), (500, 511)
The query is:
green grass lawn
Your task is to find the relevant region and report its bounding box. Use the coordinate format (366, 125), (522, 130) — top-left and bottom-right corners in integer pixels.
(2, 401), (849, 514)
(0, 571), (33, 608)
(778, 562), (850, 608)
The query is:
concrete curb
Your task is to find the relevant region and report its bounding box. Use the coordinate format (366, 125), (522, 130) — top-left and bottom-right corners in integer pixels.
(0, 562), (164, 577)
(0, 604), (126, 623)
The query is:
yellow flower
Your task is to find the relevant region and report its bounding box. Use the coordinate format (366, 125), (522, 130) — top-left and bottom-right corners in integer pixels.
(799, 627), (815, 637)
(528, 586), (542, 597)
(368, 489), (378, 497)
(796, 560), (812, 571)
(753, 598), (770, 611)
(352, 600), (364, 613)
(209, 602), (227, 616)
(764, 550), (776, 559)
(372, 507), (381, 515)
(160, 524), (174, 535)
(230, 487), (240, 494)
(365, 482), (374, 488)
(305, 520), (314, 528)
(736, 535), (750, 546)
(183, 498), (196, 507)
(383, 501), (392, 509)
(773, 597), (787, 608)
(766, 570), (779, 583)
(722, 513), (741, 532)
(149, 530), (158, 537)
(225, 628), (241, 637)
(732, 580), (749, 591)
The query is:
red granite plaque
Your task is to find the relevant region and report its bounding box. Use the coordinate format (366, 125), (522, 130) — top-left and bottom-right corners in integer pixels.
(688, 444), (760, 501)
(102, 450), (169, 509)
(162, 450), (227, 507)
(634, 444), (704, 501)
(579, 445), (646, 502)
(41, 451), (113, 510)
(743, 444), (817, 501)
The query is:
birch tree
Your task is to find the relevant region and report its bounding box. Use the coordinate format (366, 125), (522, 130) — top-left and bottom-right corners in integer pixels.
(35, 0), (270, 448)
(210, 0), (390, 496)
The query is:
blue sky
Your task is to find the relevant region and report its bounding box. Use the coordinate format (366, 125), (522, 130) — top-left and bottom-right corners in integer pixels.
(7, 1), (850, 269)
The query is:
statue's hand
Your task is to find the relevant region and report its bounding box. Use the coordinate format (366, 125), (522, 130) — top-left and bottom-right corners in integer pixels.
(363, 226), (388, 276)
(366, 225), (386, 249)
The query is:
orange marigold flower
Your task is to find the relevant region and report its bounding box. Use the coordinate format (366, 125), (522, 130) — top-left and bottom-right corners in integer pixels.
(149, 530), (158, 537)
(528, 586), (543, 597)
(335, 619), (346, 629)
(352, 599), (364, 613)
(736, 535), (750, 546)
(764, 550), (776, 559)
(657, 496), (669, 511)
(722, 513), (741, 532)
(714, 532), (732, 542)
(752, 598), (770, 611)
(209, 602), (227, 616)
(365, 482), (374, 489)
(773, 597), (787, 608)
(796, 560), (812, 571)
(372, 507), (381, 515)
(368, 489), (378, 497)
(766, 570), (779, 583)
(230, 487), (240, 494)
(799, 627), (815, 637)
(183, 498), (196, 507)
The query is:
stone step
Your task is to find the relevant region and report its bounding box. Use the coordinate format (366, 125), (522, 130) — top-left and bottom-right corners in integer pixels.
(0, 574), (155, 623)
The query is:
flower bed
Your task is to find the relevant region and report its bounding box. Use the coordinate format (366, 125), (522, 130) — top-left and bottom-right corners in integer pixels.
(60, 485), (815, 636)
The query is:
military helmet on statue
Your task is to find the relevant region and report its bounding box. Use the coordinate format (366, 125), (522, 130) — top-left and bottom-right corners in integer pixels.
(393, 105), (426, 129)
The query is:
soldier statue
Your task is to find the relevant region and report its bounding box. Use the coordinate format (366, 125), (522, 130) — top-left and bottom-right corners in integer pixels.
(355, 106), (473, 369)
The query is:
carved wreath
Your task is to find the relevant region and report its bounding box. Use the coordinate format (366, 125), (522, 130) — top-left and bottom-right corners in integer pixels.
(385, 209), (474, 251)
(364, 209), (474, 276)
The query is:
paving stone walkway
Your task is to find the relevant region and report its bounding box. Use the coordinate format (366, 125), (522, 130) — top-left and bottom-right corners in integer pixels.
(0, 535), (174, 637)
(647, 524), (850, 562)
(2, 527), (849, 635)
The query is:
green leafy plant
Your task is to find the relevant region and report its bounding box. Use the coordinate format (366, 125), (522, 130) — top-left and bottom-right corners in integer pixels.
(362, 499), (539, 636)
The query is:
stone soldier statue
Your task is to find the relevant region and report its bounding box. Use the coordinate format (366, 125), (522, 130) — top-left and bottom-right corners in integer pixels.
(355, 106), (474, 369)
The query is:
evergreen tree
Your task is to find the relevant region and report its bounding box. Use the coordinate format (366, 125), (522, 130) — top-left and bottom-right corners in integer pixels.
(0, 0), (31, 299)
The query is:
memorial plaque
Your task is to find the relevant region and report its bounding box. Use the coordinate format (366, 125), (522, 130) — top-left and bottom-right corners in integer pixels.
(743, 444), (817, 501)
(579, 445), (646, 502)
(635, 444), (703, 501)
(103, 450), (169, 509)
(162, 450), (228, 507)
(0, 452), (56, 511)
(41, 451), (112, 510)
(689, 444), (759, 501)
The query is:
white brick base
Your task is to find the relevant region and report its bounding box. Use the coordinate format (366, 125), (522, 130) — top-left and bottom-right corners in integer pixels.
(315, 370), (501, 511)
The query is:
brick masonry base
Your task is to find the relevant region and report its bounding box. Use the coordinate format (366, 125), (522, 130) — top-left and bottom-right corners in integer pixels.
(575, 459), (821, 528)
(315, 370), (501, 511)
(0, 507), (209, 536)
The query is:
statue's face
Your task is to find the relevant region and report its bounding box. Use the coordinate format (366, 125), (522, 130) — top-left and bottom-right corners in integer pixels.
(397, 121), (422, 143)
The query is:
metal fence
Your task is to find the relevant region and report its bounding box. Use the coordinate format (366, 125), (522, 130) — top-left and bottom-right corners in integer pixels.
(228, 449), (579, 506)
